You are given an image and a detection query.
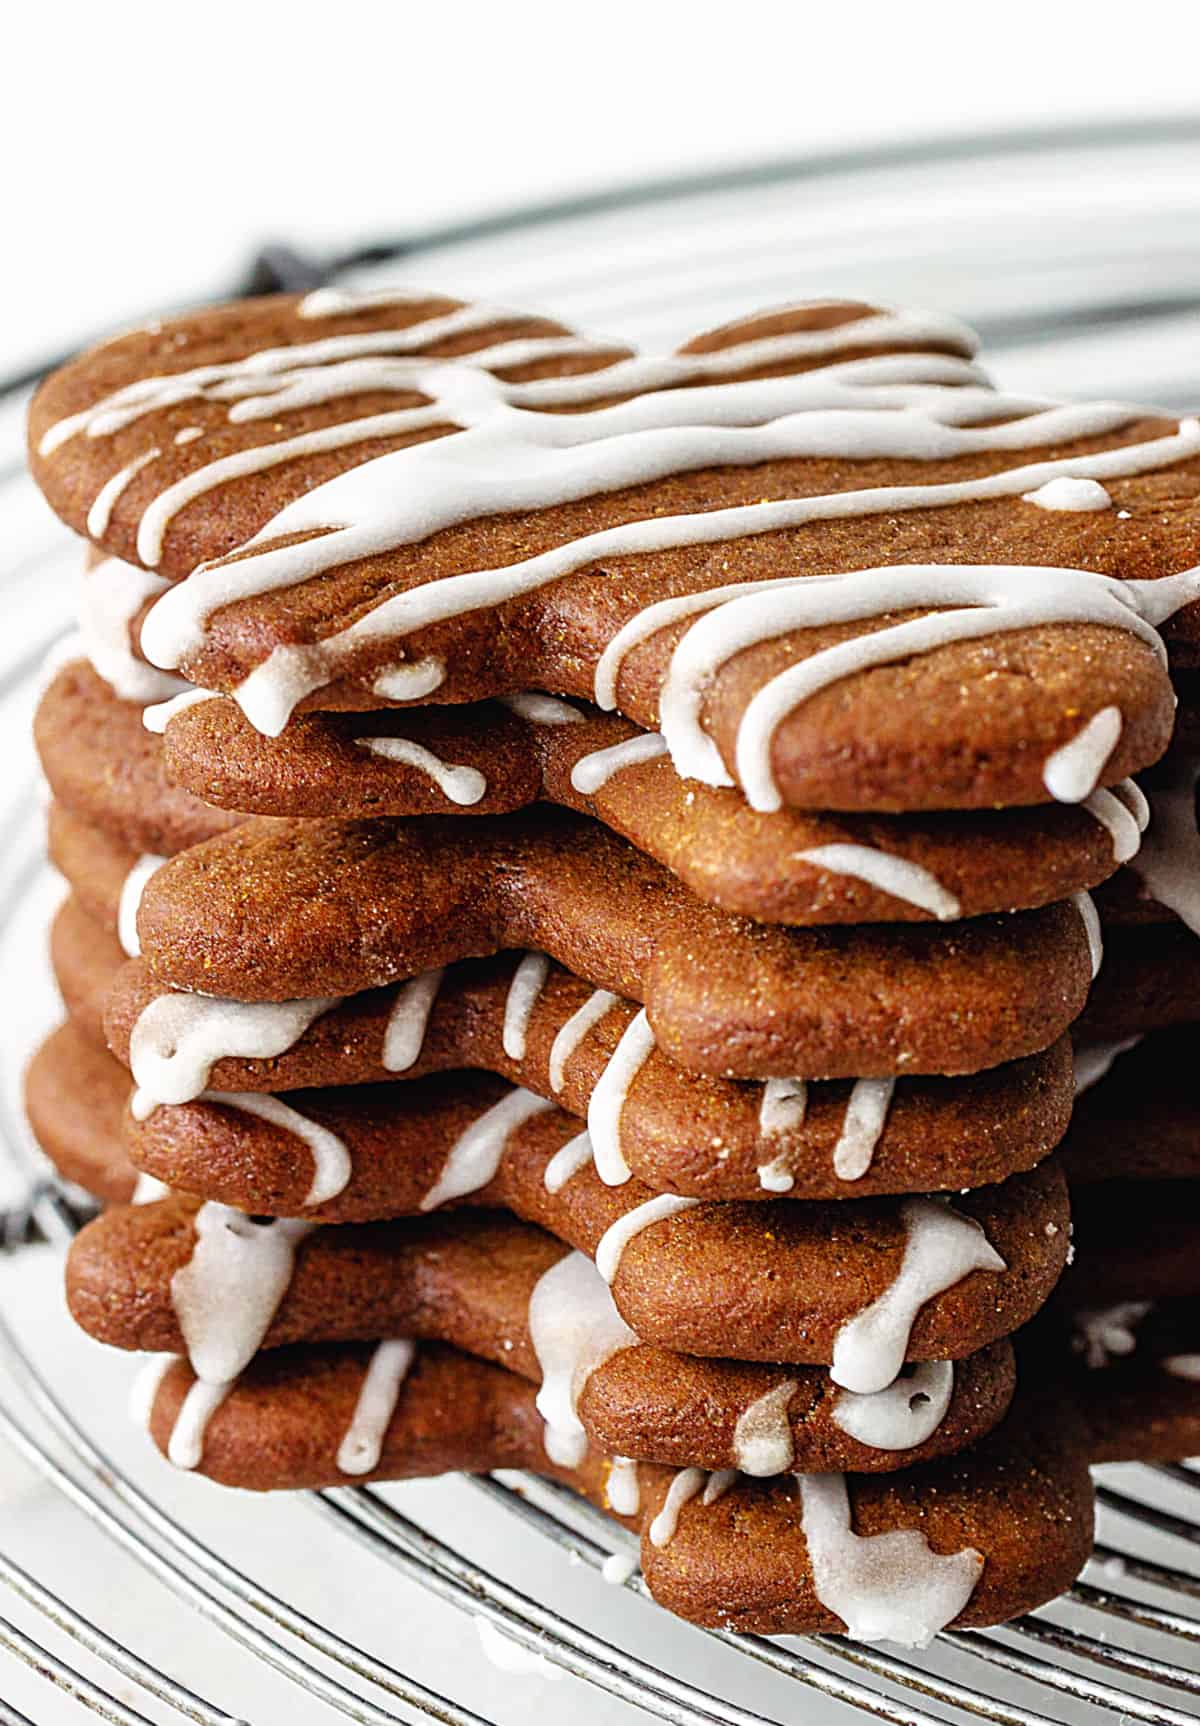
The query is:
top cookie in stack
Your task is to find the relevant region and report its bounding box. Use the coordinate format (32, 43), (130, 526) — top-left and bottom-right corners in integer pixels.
(25, 294), (1200, 1645)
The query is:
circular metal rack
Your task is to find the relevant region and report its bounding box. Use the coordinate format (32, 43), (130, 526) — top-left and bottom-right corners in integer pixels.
(2, 119), (1200, 1725)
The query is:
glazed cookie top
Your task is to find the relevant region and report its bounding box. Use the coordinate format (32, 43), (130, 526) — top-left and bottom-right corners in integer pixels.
(29, 295), (1200, 812)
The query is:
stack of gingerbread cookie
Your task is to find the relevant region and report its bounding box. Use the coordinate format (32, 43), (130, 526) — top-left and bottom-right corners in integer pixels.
(23, 293), (1200, 1644)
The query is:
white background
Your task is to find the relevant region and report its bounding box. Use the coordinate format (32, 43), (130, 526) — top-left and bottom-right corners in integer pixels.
(4, 0), (1200, 373)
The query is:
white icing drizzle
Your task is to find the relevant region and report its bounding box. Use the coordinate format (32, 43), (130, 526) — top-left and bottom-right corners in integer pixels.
(655, 557), (1197, 812)
(587, 1009), (656, 1186)
(758, 1078), (807, 1135)
(732, 1380), (797, 1475)
(833, 1078), (897, 1182)
(606, 1455), (641, 1516)
(381, 967), (444, 1070)
(543, 1130), (594, 1194)
(1128, 753), (1200, 934)
(419, 1086), (554, 1211)
(703, 1469), (737, 1505)
(1163, 1355), (1200, 1381)
(1022, 476), (1113, 511)
(355, 735), (487, 805)
(86, 447), (159, 537)
(168, 1378), (235, 1470)
(1043, 706), (1123, 802)
(831, 1198), (1005, 1394)
(128, 990), (336, 1109)
(601, 1552), (639, 1585)
(87, 295), (1194, 739)
(756, 1075), (894, 1187)
(502, 952), (552, 1060)
(1082, 779), (1147, 864)
(500, 691), (584, 725)
(1072, 1035), (1141, 1096)
(372, 657), (445, 700)
(174, 426), (204, 445)
(594, 1193), (700, 1284)
(797, 1471), (982, 1646)
(131, 1172), (171, 1204)
(547, 989), (618, 1093)
(648, 1468), (707, 1548)
(78, 557), (187, 703)
(117, 854), (166, 958)
(569, 732), (668, 795)
(205, 1090), (352, 1207)
(170, 1204), (315, 1384)
(141, 686), (220, 733)
(336, 1339), (417, 1474)
(795, 845), (960, 920)
(1073, 1302), (1152, 1369)
(832, 1359), (955, 1450)
(529, 1250), (639, 1467)
(1072, 889), (1104, 979)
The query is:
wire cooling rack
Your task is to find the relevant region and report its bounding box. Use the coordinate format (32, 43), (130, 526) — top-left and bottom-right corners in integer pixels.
(3, 118), (1200, 1725)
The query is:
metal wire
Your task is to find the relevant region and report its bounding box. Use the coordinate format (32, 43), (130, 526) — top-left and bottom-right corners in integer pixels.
(4, 119), (1200, 1725)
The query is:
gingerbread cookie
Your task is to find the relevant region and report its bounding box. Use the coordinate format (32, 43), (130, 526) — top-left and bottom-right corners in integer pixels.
(28, 297), (1200, 814)
(134, 1347), (1092, 1640)
(40, 649), (1140, 925)
(117, 810), (1095, 1079)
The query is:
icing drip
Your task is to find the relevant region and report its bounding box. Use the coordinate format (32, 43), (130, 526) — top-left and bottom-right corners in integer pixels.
(141, 687), (220, 733)
(732, 1380), (797, 1475)
(587, 1009), (656, 1185)
(1022, 476), (1113, 511)
(381, 968), (443, 1070)
(756, 1156), (796, 1194)
(165, 1204), (315, 1465)
(128, 990), (336, 1108)
(78, 558), (186, 703)
(174, 426), (203, 445)
(648, 1468), (707, 1548)
(1072, 889), (1104, 978)
(594, 1193), (700, 1284)
(336, 1339), (417, 1474)
(168, 1379), (234, 1470)
(606, 1455), (641, 1516)
(355, 735), (487, 805)
(601, 1552), (639, 1585)
(372, 657), (445, 700)
(500, 691), (584, 725)
(759, 1077), (808, 1137)
(569, 733), (668, 795)
(797, 1471), (982, 1646)
(702, 1469), (737, 1505)
(117, 855), (165, 958)
(419, 1086), (554, 1211)
(206, 1091), (352, 1207)
(543, 1130), (594, 1194)
(794, 846), (960, 920)
(1128, 754), (1200, 934)
(474, 1618), (564, 1682)
(1072, 1036), (1141, 1095)
(1163, 1355), (1200, 1381)
(832, 1359), (955, 1450)
(87, 447), (159, 537)
(502, 952), (551, 1060)
(831, 1198), (1005, 1394)
(547, 989), (617, 1093)
(1083, 779), (1147, 864)
(1073, 1302), (1152, 1369)
(529, 1250), (639, 1467)
(832, 1078), (896, 1182)
(1043, 706), (1123, 802)
(131, 1172), (171, 1204)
